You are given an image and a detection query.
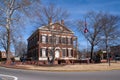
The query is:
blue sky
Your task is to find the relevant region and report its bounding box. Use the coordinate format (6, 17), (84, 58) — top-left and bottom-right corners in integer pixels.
(42, 0), (120, 17)
(25, 0), (120, 50)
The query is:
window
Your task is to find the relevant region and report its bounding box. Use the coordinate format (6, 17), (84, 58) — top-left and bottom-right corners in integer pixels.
(42, 48), (46, 57)
(62, 49), (66, 57)
(71, 49), (73, 57)
(61, 37), (66, 44)
(66, 49), (68, 57)
(68, 38), (71, 45)
(66, 38), (68, 44)
(68, 49), (72, 57)
(49, 36), (52, 44)
(56, 37), (59, 44)
(46, 48), (48, 57)
(46, 36), (48, 43)
(40, 48), (47, 57)
(42, 35), (46, 43)
(59, 37), (61, 43)
(40, 48), (42, 57)
(63, 38), (66, 44)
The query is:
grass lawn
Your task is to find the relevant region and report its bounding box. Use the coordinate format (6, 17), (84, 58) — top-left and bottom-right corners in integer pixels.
(15, 61), (120, 71)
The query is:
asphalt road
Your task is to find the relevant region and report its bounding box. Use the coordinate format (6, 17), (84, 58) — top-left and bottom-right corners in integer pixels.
(0, 67), (120, 80)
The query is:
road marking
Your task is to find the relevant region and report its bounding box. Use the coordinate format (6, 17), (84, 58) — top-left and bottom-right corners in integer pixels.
(0, 74), (18, 80)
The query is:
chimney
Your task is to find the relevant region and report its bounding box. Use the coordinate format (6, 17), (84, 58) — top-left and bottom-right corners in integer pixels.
(61, 20), (64, 25)
(48, 17), (52, 25)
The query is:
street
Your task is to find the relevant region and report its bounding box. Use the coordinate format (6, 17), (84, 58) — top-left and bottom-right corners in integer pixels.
(0, 67), (120, 80)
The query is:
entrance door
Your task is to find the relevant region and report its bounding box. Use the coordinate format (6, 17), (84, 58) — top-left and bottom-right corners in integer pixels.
(55, 50), (60, 58)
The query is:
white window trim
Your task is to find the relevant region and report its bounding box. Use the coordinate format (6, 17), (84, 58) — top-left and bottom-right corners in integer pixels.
(68, 48), (72, 49)
(67, 36), (71, 38)
(62, 48), (66, 49)
(39, 57), (47, 60)
(41, 34), (47, 36)
(56, 37), (59, 44)
(41, 47), (47, 48)
(68, 49), (72, 57)
(61, 36), (66, 38)
(48, 34), (52, 36)
(42, 48), (46, 57)
(42, 35), (46, 43)
(56, 35), (60, 37)
(48, 47), (53, 49)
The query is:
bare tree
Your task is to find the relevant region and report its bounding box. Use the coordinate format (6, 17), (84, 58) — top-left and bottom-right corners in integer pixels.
(0, 0), (41, 63)
(0, 29), (7, 51)
(34, 3), (69, 26)
(77, 11), (104, 61)
(100, 13), (120, 66)
(13, 39), (27, 57)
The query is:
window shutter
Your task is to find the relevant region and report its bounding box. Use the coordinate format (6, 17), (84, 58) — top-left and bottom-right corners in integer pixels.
(50, 36), (52, 44)
(40, 48), (42, 57)
(66, 37), (68, 44)
(46, 48), (48, 57)
(59, 37), (61, 44)
(46, 36), (48, 43)
(71, 49), (73, 57)
(66, 49), (68, 57)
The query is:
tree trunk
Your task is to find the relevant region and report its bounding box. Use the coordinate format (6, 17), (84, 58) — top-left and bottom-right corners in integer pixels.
(90, 44), (94, 62)
(105, 38), (110, 66)
(7, 29), (11, 59)
(6, 17), (12, 64)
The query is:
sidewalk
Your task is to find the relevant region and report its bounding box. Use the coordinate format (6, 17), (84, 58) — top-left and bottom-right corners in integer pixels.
(0, 61), (120, 72)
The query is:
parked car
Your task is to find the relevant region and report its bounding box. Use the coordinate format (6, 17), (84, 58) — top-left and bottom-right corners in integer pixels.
(115, 57), (120, 60)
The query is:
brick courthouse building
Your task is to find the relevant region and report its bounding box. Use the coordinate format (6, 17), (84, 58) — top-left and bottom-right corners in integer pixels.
(27, 19), (78, 64)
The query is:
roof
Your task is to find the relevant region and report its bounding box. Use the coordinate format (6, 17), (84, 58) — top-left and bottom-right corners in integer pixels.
(27, 22), (75, 40)
(38, 22), (74, 34)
